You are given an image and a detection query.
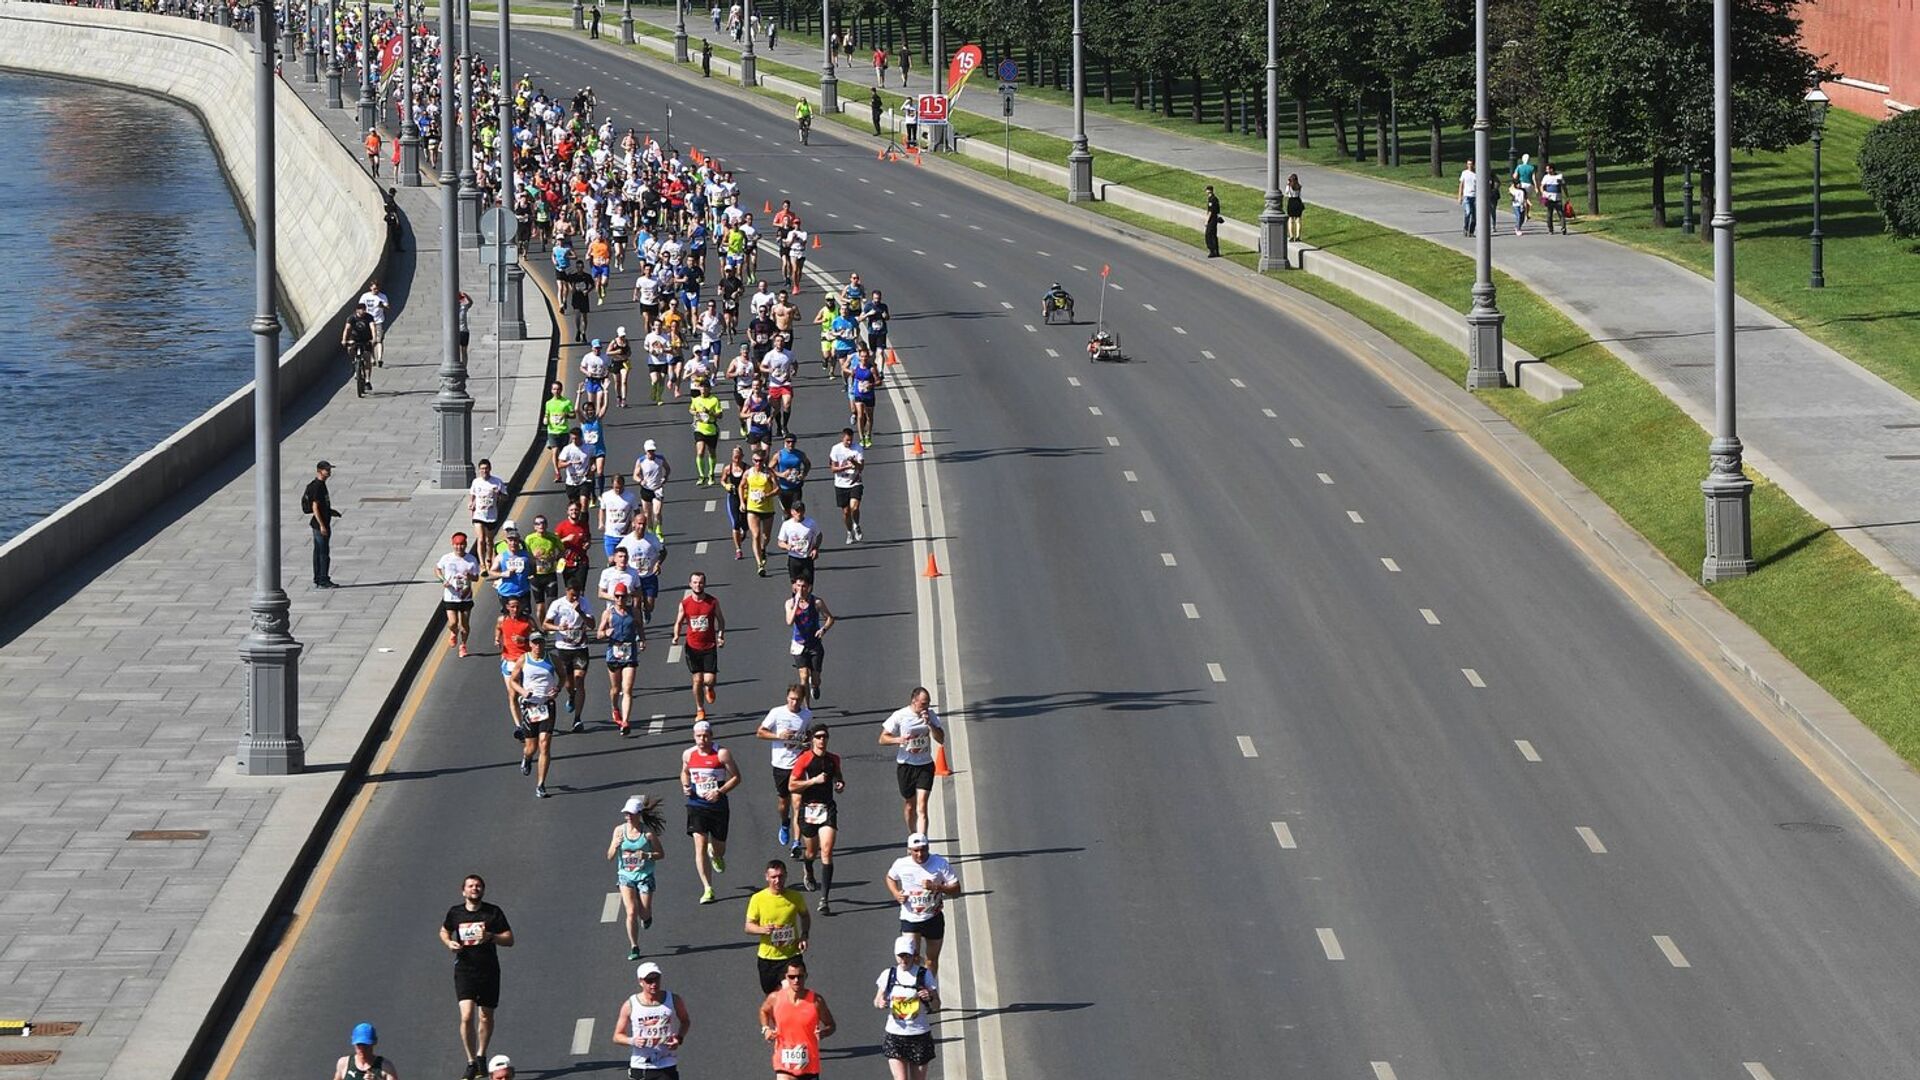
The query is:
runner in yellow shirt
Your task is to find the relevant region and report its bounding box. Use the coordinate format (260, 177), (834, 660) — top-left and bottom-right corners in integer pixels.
(741, 452), (781, 575)
(744, 860), (810, 995)
(689, 383), (723, 487)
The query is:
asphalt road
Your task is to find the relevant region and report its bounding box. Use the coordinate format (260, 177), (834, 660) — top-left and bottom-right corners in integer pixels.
(219, 28), (1920, 1080)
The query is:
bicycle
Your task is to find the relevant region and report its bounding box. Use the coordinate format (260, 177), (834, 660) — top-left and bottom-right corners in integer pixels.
(348, 341), (374, 397)
(797, 115), (811, 145)
(1041, 292), (1075, 325)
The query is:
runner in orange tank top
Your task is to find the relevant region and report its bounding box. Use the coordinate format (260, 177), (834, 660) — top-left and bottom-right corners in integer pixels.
(759, 959), (836, 1079)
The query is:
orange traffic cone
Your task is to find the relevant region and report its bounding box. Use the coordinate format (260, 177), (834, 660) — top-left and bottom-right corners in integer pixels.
(811, 234), (822, 250)
(910, 432), (926, 456)
(877, 147), (887, 160)
(922, 551), (942, 578)
(764, 199), (772, 213)
(913, 152), (923, 167)
(888, 151), (899, 163)
(885, 346), (900, 367)
(934, 745), (952, 777)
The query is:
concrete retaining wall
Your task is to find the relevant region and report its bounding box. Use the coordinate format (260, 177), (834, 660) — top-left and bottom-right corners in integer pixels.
(0, 1), (385, 612)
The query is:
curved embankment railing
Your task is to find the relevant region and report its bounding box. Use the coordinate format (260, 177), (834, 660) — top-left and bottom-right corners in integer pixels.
(0, 2), (385, 613)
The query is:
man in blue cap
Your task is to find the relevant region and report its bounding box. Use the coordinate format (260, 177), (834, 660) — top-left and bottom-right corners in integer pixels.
(330, 1022), (398, 1080)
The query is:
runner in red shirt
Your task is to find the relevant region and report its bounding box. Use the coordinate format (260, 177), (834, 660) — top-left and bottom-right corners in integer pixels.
(670, 571), (727, 720)
(494, 596), (534, 732)
(555, 502), (593, 596)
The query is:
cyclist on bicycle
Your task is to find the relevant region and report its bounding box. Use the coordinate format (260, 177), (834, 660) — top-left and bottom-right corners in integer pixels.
(342, 306), (375, 387)
(795, 98), (813, 140)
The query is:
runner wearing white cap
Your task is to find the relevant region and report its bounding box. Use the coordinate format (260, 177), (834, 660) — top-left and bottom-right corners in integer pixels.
(608, 795), (667, 961)
(874, 934), (939, 1079)
(485, 1055), (514, 1079)
(886, 834), (960, 975)
(635, 440), (672, 538)
(612, 962), (691, 1076)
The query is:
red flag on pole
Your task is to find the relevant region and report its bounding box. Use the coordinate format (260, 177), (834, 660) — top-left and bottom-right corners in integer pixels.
(1101, 264), (1111, 278)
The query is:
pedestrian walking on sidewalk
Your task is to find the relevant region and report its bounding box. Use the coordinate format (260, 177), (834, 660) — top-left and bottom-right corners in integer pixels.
(1203, 185), (1222, 258)
(364, 128), (382, 176)
(1509, 178), (1531, 235)
(1540, 162), (1567, 234)
(1458, 161), (1477, 237)
(873, 46), (888, 85)
(871, 86), (884, 136)
(899, 49), (910, 87)
(1284, 174), (1304, 242)
(304, 461), (340, 588)
(701, 38), (712, 77)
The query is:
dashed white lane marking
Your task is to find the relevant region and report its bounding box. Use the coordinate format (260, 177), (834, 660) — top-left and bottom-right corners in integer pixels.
(1381, 558), (1401, 572)
(969, 224), (983, 230)
(1140, 510), (1157, 523)
(1263, 408), (1278, 418)
(1237, 736), (1258, 758)
(1207, 662), (1226, 682)
(704, 499), (717, 513)
(912, 249), (926, 255)
(1073, 263), (1089, 272)
(1463, 668), (1486, 688)
(1200, 349), (1215, 359)
(1036, 250), (1051, 257)
(833, 168), (845, 175)
(1576, 826), (1608, 854)
(600, 892), (620, 922)
(1110, 283), (1125, 291)
(1230, 378), (1247, 388)
(1182, 603), (1199, 619)
(1000, 300), (1014, 308)
(1089, 406), (1103, 416)
(858, 176), (870, 183)
(1171, 325), (1186, 334)
(1347, 510), (1365, 523)
(1316, 928), (1345, 961)
(1317, 473), (1334, 485)
(1107, 436), (1121, 446)
(854, 224), (869, 231)
(721, 429), (732, 441)
(1067, 376), (1081, 386)
(571, 1018), (595, 1055)
(1142, 302), (1157, 311)
(944, 262), (958, 269)
(940, 212), (952, 219)
(974, 281), (988, 289)
(1421, 608), (1441, 625)
(1045, 348), (1060, 358)
(1272, 821), (1297, 849)
(1653, 935), (1691, 968)
(910, 200), (922, 207)
(667, 644), (684, 664)
(883, 236), (897, 243)
(1160, 552), (1177, 566)
(1515, 739), (1541, 762)
(885, 189), (895, 194)
(695, 541), (709, 555)
(648, 714), (666, 735)
(1371, 1065), (1398, 1080)
(1023, 323), (1037, 332)
(802, 200), (815, 206)
(1288, 437), (1304, 447)
(1001, 237), (1015, 244)
(1744, 1065), (1777, 1080)
(828, 210), (841, 216)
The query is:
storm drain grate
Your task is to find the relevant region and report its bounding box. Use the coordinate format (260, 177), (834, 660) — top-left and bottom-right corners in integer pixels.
(0, 1051), (59, 1066)
(127, 830), (208, 841)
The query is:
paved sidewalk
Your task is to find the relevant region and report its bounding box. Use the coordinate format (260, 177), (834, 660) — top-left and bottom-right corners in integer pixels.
(0, 62), (549, 1080)
(610, 9), (1920, 589)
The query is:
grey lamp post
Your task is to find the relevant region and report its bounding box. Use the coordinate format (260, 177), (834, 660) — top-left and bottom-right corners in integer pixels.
(623, 0), (636, 45)
(819, 0), (838, 114)
(399, 0), (420, 185)
(499, 0), (527, 337)
(457, 0), (480, 245)
(357, 0), (377, 134)
(325, 0), (343, 107)
(1700, 0), (1754, 581)
(739, 0), (757, 85)
(282, 1), (299, 69)
(238, 0), (304, 776)
(671, 0), (687, 60)
(1682, 160), (1695, 234)
(1464, 0), (1505, 389)
(1255, 0), (1285, 268)
(930, 0), (941, 97)
(573, 0), (585, 29)
(304, 0), (319, 81)
(1805, 87), (1829, 289)
(437, 0), (476, 488)
(1065, 0), (1092, 202)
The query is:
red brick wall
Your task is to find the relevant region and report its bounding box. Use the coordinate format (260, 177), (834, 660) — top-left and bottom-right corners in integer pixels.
(1799, 0), (1916, 116)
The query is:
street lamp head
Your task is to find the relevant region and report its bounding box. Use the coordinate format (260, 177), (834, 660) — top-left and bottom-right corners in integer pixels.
(1804, 87), (1830, 129)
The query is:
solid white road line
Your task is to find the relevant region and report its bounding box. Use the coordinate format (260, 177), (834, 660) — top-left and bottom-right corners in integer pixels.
(1515, 739), (1541, 762)
(1237, 736), (1258, 758)
(1207, 662), (1226, 682)
(1288, 437), (1304, 447)
(1271, 821), (1297, 849)
(1744, 1065), (1777, 1080)
(1371, 1064), (1398, 1080)
(1161, 553), (1177, 566)
(1140, 510), (1156, 523)
(1124, 471), (1138, 482)
(695, 541), (709, 555)
(1182, 603), (1199, 619)
(600, 892), (620, 923)
(1576, 826), (1608, 854)
(1381, 558), (1402, 572)
(1463, 668), (1486, 688)
(1347, 510), (1365, 523)
(1317, 928), (1345, 961)
(571, 1018), (594, 1055)
(1654, 935), (1691, 968)
(1317, 472), (1334, 485)
(648, 714), (666, 735)
(1420, 608), (1441, 625)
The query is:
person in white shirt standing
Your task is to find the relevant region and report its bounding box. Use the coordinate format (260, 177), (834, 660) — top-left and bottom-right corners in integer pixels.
(885, 835), (960, 975)
(1458, 161), (1478, 238)
(828, 427), (864, 544)
(359, 280), (389, 366)
(435, 532), (483, 657)
(878, 687), (945, 837)
(468, 458), (509, 557)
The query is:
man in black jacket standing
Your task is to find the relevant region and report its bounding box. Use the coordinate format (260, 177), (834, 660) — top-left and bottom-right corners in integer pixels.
(304, 460), (341, 588)
(1203, 185), (1222, 258)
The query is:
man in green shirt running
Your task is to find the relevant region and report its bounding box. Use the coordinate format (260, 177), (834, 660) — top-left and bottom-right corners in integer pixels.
(544, 380), (575, 482)
(521, 515), (565, 617)
(689, 381), (723, 486)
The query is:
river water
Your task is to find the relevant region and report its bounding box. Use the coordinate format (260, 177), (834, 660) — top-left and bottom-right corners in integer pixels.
(0, 70), (282, 546)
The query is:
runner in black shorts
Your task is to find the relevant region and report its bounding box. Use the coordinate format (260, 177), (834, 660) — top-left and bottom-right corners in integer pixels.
(788, 724), (843, 911)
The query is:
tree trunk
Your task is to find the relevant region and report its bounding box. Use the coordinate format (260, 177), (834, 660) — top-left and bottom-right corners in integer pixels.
(1225, 85), (1236, 132)
(1430, 117), (1443, 177)
(1699, 168), (1714, 243)
(1585, 145), (1599, 216)
(1650, 155), (1668, 228)
(1536, 122), (1550, 168)
(1353, 103), (1367, 161)
(1161, 72), (1174, 118)
(1192, 74), (1203, 124)
(1132, 73), (1142, 110)
(1295, 98), (1309, 148)
(1102, 58), (1113, 104)
(1376, 102), (1388, 166)
(1147, 74), (1156, 112)
(1331, 99), (1350, 158)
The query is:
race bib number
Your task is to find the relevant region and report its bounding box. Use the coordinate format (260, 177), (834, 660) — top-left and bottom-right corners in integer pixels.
(906, 889), (937, 916)
(636, 1016), (669, 1047)
(688, 615), (711, 632)
(779, 1045), (811, 1070)
(769, 923), (797, 947)
(789, 639), (805, 656)
(524, 700), (550, 722)
(803, 802), (829, 825)
(608, 643), (634, 663)
(507, 557), (526, 575)
(694, 771), (722, 799)
(458, 920), (486, 945)
(620, 849), (644, 871)
(585, 429), (601, 444)
(904, 732), (930, 756)
(449, 576), (472, 599)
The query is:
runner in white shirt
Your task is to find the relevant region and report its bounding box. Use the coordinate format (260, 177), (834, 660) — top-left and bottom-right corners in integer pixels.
(434, 533), (483, 656)
(748, 281), (776, 321)
(755, 684), (813, 855)
(542, 583), (593, 727)
(615, 526), (666, 623)
(885, 834), (960, 974)
(874, 934), (940, 1073)
(468, 458), (509, 555)
(600, 473), (639, 559)
(597, 547), (642, 603)
(879, 687), (945, 837)
(558, 432), (593, 514)
(631, 268), (662, 332)
(777, 502), (821, 585)
(359, 281), (389, 365)
(634, 441), (672, 536)
(828, 427), (865, 544)
(579, 344), (610, 417)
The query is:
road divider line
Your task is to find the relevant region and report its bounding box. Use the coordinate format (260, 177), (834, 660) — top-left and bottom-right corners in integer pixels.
(1317, 472), (1334, 485)
(972, 280), (987, 289)
(1576, 826), (1608, 854)
(1000, 301), (1014, 309)
(648, 714), (666, 735)
(1653, 935), (1691, 968)
(1420, 608), (1440, 625)
(1161, 553), (1177, 566)
(1371, 1064), (1398, 1080)
(1142, 303), (1157, 311)
(1045, 348), (1060, 358)
(1272, 821), (1297, 849)
(1089, 406), (1103, 416)
(1023, 324), (1036, 332)
(1124, 471), (1138, 482)
(1263, 408), (1278, 418)
(1172, 326), (1187, 334)
(571, 1018), (594, 1055)
(1067, 377), (1081, 386)
(1317, 928), (1345, 961)
(1201, 349), (1216, 359)
(1515, 739), (1541, 762)
(600, 892), (620, 922)
(1140, 510), (1156, 523)
(1463, 668), (1486, 688)
(1347, 510), (1365, 524)
(1182, 603), (1199, 619)
(695, 541), (709, 555)
(1237, 736), (1258, 757)
(1381, 558), (1402, 573)
(1230, 378), (1247, 388)
(1207, 662), (1226, 682)
(1106, 436), (1121, 446)
(1288, 437), (1303, 447)
(1744, 1065), (1777, 1080)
